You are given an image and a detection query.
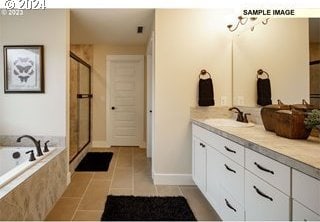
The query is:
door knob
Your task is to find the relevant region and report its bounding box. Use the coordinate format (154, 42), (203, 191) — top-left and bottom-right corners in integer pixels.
(112, 106), (115, 110)
(149, 110), (152, 113)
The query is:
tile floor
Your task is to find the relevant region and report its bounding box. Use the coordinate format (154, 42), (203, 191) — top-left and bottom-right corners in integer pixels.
(46, 147), (220, 221)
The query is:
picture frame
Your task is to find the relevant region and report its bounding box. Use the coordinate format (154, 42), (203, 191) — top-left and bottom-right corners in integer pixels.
(3, 45), (44, 93)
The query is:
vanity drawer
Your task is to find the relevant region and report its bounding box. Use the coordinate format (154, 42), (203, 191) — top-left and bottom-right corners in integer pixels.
(219, 186), (245, 221)
(217, 153), (244, 205)
(192, 124), (244, 166)
(292, 169), (320, 215)
(245, 170), (290, 221)
(245, 148), (290, 195)
(292, 200), (320, 221)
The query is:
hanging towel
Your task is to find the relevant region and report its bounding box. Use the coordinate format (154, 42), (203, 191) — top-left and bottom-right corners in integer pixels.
(198, 78), (215, 106)
(257, 78), (272, 106)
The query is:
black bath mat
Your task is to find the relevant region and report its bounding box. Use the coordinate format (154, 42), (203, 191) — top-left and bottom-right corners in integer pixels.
(101, 195), (197, 221)
(75, 152), (113, 171)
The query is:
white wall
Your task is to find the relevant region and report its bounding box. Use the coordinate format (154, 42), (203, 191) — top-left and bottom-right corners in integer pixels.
(0, 10), (69, 137)
(153, 9), (233, 183)
(233, 19), (309, 106)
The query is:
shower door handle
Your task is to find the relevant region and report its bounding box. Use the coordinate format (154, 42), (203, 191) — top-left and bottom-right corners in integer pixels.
(77, 94), (93, 99)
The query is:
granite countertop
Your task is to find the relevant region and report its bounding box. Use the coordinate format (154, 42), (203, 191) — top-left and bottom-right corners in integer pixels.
(192, 118), (320, 180)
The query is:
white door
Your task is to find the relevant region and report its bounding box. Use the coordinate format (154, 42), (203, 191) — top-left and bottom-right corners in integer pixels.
(146, 32), (155, 158)
(106, 55), (144, 147)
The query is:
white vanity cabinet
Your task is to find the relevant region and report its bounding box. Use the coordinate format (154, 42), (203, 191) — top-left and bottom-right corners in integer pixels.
(245, 149), (291, 220)
(191, 123), (298, 221)
(292, 169), (320, 221)
(192, 124), (245, 220)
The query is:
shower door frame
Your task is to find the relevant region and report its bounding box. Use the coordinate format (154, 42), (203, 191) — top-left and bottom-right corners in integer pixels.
(70, 52), (92, 163)
(310, 59), (320, 106)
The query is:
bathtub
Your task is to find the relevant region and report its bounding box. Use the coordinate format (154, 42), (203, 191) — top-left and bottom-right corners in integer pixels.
(0, 145), (67, 220)
(0, 146), (59, 190)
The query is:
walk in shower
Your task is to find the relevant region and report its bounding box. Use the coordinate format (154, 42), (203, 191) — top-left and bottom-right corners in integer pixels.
(69, 52), (92, 162)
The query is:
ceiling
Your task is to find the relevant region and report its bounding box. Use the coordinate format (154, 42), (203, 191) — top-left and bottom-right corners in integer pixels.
(70, 9), (154, 45)
(70, 11), (319, 45)
(309, 18), (320, 43)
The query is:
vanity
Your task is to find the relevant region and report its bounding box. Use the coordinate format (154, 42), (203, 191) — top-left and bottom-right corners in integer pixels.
(191, 118), (320, 221)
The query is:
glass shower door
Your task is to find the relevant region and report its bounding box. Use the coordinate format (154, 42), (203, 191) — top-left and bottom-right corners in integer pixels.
(77, 62), (92, 152)
(69, 52), (92, 163)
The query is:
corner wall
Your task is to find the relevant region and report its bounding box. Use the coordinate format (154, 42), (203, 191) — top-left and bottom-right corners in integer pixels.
(153, 9), (233, 184)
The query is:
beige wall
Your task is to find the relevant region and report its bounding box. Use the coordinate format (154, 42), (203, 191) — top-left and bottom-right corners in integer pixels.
(0, 9), (69, 137)
(153, 9), (233, 180)
(233, 19), (309, 106)
(92, 44), (146, 145)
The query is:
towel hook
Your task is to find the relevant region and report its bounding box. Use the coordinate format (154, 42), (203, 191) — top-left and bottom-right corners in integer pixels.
(199, 69), (212, 79)
(257, 69), (269, 79)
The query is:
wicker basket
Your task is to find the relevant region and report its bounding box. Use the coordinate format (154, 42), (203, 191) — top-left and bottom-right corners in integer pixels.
(261, 100), (290, 132)
(290, 99), (317, 112)
(274, 109), (311, 139)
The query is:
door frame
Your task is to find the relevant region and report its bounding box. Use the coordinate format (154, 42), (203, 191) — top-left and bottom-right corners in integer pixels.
(106, 55), (144, 147)
(146, 32), (155, 158)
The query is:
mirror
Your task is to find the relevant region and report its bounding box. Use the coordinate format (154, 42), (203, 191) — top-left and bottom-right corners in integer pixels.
(232, 18), (319, 107)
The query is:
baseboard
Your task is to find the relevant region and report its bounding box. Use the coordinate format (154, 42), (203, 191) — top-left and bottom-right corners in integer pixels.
(92, 140), (108, 148)
(152, 173), (195, 185)
(140, 141), (146, 148)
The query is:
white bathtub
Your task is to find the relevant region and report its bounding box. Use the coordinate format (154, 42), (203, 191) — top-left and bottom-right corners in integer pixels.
(0, 146), (58, 190)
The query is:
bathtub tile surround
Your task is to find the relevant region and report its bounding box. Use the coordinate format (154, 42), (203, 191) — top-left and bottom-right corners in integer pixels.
(0, 135), (66, 147)
(0, 147), (68, 220)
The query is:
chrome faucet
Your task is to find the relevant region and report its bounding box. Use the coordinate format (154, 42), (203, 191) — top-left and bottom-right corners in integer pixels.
(229, 107), (250, 123)
(16, 135), (43, 157)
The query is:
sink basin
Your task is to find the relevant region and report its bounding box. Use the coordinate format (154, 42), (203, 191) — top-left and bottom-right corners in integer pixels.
(203, 118), (255, 128)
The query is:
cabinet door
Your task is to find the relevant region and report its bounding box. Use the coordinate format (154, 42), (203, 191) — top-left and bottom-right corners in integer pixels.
(192, 137), (206, 193)
(292, 200), (320, 221)
(218, 153), (244, 205)
(292, 169), (320, 215)
(206, 147), (222, 211)
(245, 170), (290, 221)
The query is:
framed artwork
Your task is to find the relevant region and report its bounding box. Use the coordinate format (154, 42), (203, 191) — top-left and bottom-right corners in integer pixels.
(3, 45), (44, 93)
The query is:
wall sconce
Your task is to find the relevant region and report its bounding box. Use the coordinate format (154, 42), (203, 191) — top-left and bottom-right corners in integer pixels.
(227, 16), (270, 32)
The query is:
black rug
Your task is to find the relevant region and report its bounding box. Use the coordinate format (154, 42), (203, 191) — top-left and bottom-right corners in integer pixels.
(75, 152), (113, 171)
(101, 195), (197, 221)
